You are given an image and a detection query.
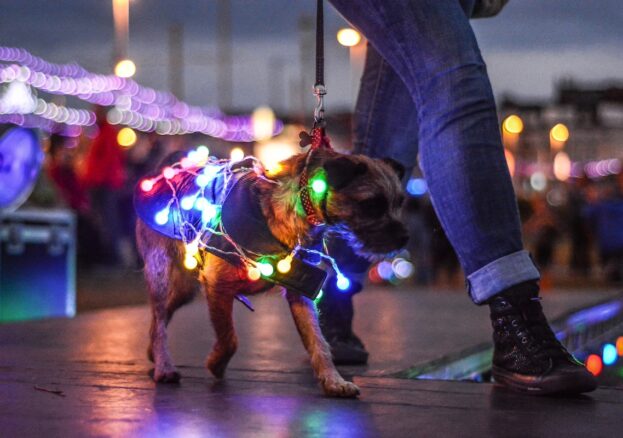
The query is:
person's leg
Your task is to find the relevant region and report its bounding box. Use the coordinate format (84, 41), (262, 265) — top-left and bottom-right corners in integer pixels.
(329, 0), (596, 394)
(318, 41), (420, 364)
(320, 0), (474, 364)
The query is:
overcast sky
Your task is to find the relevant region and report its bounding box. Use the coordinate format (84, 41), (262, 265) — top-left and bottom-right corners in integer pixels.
(1, 1), (622, 112)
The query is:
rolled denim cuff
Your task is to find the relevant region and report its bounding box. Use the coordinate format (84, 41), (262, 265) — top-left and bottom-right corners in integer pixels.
(466, 250), (540, 305)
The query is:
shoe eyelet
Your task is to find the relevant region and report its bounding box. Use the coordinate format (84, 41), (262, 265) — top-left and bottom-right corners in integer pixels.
(521, 337), (528, 344)
(511, 320), (519, 327)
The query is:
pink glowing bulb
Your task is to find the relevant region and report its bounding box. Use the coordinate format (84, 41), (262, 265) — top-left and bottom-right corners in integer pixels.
(140, 179), (154, 192)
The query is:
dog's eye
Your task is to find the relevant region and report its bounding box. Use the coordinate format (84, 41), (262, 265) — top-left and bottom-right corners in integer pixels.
(359, 195), (388, 219)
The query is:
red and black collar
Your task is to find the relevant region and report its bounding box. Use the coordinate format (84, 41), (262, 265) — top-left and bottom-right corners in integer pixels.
(298, 126), (332, 227)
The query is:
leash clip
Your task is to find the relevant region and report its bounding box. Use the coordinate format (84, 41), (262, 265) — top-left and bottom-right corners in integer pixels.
(313, 84), (326, 126)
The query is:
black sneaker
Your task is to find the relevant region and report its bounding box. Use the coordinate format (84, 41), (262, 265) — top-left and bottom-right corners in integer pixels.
(488, 282), (597, 395)
(324, 331), (369, 365)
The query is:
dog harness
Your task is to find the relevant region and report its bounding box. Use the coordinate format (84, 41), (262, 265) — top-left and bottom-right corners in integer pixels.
(134, 157), (289, 268)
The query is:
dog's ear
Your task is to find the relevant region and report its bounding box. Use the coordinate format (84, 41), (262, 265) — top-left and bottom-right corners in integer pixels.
(323, 156), (367, 190)
(381, 157), (405, 181)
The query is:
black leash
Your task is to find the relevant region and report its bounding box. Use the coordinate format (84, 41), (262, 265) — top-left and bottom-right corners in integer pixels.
(313, 0), (326, 126)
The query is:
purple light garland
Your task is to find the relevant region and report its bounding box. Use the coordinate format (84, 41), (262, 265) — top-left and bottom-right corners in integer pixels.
(0, 47), (283, 141)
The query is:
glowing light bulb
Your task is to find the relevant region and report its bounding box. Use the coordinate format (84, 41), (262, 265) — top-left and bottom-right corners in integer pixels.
(258, 262), (274, 277)
(181, 157), (193, 169)
(277, 256), (292, 274)
(603, 344), (617, 366)
(163, 167), (176, 179)
(265, 163), (283, 177)
(185, 240), (199, 257)
(155, 209), (169, 225)
(140, 179), (154, 192)
(550, 123), (569, 143)
(117, 127), (137, 147)
(336, 274), (350, 291)
(617, 336), (623, 356)
(230, 147), (244, 163)
(114, 59), (136, 78)
(311, 178), (328, 195)
(196, 145), (209, 159)
(585, 354), (603, 376)
(184, 255), (198, 270)
(195, 197), (208, 211)
(180, 195), (196, 210)
(314, 289), (324, 303)
(503, 115), (524, 134)
(202, 204), (218, 223)
(337, 28), (361, 47)
(247, 266), (261, 281)
(196, 173), (211, 188)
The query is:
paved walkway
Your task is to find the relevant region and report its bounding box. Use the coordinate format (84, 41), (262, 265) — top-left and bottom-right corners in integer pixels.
(1, 288), (622, 437)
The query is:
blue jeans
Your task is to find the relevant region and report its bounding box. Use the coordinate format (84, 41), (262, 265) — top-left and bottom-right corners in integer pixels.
(329, 0), (540, 304)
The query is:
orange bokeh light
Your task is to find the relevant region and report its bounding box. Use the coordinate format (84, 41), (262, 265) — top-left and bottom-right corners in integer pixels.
(585, 354), (603, 376)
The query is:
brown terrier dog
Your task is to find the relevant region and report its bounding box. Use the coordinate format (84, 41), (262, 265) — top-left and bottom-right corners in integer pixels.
(136, 148), (408, 397)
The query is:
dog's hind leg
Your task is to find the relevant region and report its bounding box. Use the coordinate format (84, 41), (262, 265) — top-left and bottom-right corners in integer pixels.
(203, 276), (238, 379)
(285, 291), (360, 398)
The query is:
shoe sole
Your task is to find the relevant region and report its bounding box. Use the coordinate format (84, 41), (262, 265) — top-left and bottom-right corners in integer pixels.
(492, 365), (598, 395)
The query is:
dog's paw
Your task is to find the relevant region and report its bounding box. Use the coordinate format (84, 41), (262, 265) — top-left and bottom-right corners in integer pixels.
(150, 367), (181, 384)
(320, 376), (360, 398)
(206, 356), (228, 380)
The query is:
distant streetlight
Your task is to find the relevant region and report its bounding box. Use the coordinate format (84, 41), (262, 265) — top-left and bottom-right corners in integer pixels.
(337, 28), (365, 107)
(115, 59), (136, 78)
(502, 114), (523, 150)
(503, 114), (524, 134)
(337, 28), (361, 47)
(550, 123), (569, 152)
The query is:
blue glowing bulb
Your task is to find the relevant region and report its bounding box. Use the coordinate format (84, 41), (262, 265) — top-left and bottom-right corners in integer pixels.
(196, 174), (210, 188)
(180, 195), (196, 210)
(202, 204), (218, 223)
(336, 274), (350, 291)
(195, 197), (208, 211)
(603, 343), (617, 366)
(154, 209), (169, 225)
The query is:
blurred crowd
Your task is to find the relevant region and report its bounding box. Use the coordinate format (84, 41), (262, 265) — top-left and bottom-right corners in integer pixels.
(32, 110), (623, 288)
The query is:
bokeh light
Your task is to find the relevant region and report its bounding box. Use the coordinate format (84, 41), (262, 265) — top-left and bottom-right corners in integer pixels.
(251, 106), (276, 141)
(406, 178), (427, 196)
(553, 151), (571, 181)
(603, 343), (618, 366)
(230, 147), (244, 163)
(617, 336), (623, 356)
(530, 172), (547, 192)
(503, 114), (524, 134)
(336, 28), (361, 47)
(117, 126), (137, 147)
(585, 354), (603, 376)
(550, 123), (569, 143)
(114, 59), (136, 78)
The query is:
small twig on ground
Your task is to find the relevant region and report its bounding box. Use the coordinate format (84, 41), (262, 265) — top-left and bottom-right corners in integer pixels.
(34, 385), (66, 397)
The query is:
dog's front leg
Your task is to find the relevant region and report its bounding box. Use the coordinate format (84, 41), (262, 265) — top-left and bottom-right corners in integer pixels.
(204, 284), (238, 379)
(285, 291), (360, 398)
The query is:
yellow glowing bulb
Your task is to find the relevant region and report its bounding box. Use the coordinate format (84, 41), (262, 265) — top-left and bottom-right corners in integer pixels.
(185, 241), (199, 257)
(247, 266), (261, 281)
(550, 123), (569, 142)
(117, 127), (137, 147)
(265, 163), (283, 177)
(230, 147), (245, 162)
(184, 255), (198, 270)
(503, 115), (524, 134)
(277, 257), (292, 274)
(114, 59), (136, 78)
(337, 28), (361, 47)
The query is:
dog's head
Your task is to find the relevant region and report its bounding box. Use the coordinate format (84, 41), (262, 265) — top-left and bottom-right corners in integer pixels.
(318, 154), (409, 258)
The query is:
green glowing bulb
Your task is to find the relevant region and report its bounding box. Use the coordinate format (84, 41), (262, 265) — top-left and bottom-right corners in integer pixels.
(311, 178), (328, 195)
(258, 262), (274, 277)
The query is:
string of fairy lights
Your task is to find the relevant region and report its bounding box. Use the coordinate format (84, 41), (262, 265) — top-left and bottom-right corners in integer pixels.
(0, 46), (283, 140)
(139, 144), (351, 300)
